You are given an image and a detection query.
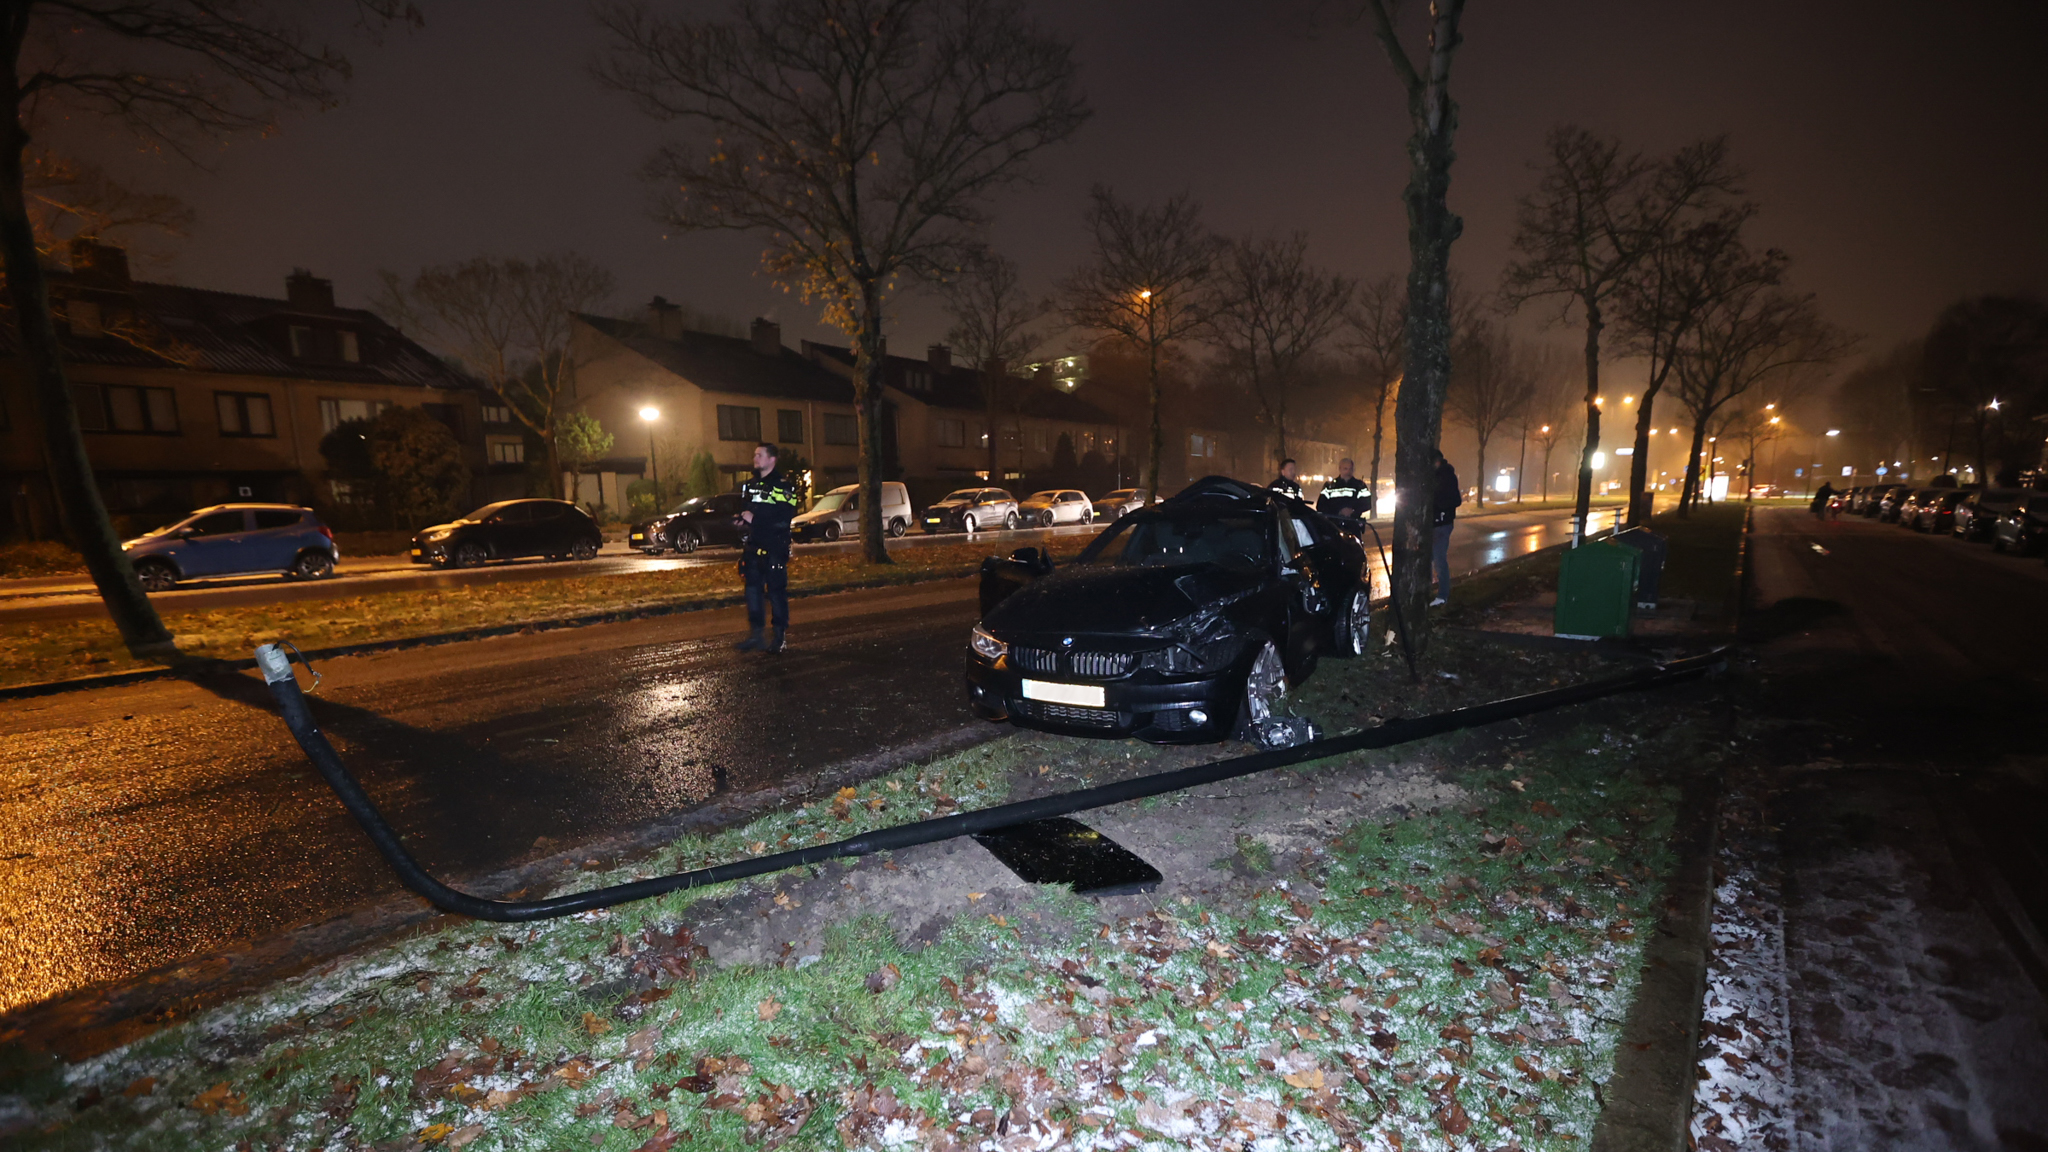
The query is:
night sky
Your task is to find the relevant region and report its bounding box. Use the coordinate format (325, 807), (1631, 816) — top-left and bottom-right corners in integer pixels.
(60, 0), (2048, 388)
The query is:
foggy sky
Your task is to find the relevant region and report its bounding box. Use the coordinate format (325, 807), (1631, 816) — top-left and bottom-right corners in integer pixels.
(67, 0), (2048, 386)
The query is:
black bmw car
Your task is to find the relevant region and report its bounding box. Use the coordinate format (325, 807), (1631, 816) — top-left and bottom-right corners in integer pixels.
(629, 493), (747, 554)
(965, 477), (1370, 745)
(410, 499), (602, 568)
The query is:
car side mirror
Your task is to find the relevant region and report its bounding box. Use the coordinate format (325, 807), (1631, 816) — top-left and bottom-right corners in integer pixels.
(979, 547), (1051, 617)
(175, 527), (198, 539)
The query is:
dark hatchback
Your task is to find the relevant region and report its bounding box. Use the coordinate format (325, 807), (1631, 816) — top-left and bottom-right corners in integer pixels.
(629, 493), (746, 554)
(1953, 488), (2026, 541)
(1907, 488), (1970, 533)
(1991, 495), (2048, 556)
(1865, 484), (1909, 518)
(410, 499), (602, 567)
(964, 477), (1370, 745)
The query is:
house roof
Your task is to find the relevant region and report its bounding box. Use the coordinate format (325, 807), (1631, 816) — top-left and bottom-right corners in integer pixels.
(5, 273), (476, 390)
(803, 343), (1121, 426)
(577, 313), (855, 403)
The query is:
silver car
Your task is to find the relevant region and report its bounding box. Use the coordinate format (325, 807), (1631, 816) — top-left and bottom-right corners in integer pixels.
(1017, 489), (1095, 527)
(1095, 488), (1151, 519)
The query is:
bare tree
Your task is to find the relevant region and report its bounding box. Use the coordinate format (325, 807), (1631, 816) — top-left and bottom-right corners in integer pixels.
(939, 249), (1048, 481)
(379, 254), (616, 493)
(1521, 359), (1579, 502)
(594, 0), (1087, 563)
(0, 1), (413, 658)
(1361, 0), (1470, 660)
(1672, 257), (1850, 512)
(22, 149), (194, 262)
(1444, 310), (1534, 510)
(1060, 187), (1218, 506)
(1344, 273), (1403, 518)
(1209, 232), (1354, 468)
(1503, 127), (1739, 543)
(1920, 295), (2048, 484)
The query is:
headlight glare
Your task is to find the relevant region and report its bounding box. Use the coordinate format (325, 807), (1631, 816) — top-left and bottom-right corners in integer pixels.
(970, 626), (1007, 662)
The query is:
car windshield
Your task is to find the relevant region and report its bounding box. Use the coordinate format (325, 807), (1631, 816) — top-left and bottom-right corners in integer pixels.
(942, 490), (981, 502)
(1026, 491), (1059, 502)
(666, 497), (713, 514)
(1077, 510), (1270, 573)
(458, 502), (513, 522)
(810, 490), (855, 513)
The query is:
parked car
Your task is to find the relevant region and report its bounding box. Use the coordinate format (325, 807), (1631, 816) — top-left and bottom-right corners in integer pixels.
(792, 482), (911, 542)
(1748, 483), (1782, 499)
(1953, 488), (2026, 541)
(1876, 485), (1922, 522)
(921, 487), (1019, 534)
(1991, 495), (2048, 555)
(965, 476), (1370, 745)
(629, 492), (745, 554)
(1096, 489), (1151, 519)
(411, 499), (601, 567)
(1906, 488), (1970, 533)
(1863, 484), (1908, 518)
(1017, 489), (1096, 527)
(122, 504), (338, 592)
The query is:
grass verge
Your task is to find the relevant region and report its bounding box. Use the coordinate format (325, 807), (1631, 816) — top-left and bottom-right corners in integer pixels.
(0, 537), (1090, 690)
(3, 632), (1722, 1152)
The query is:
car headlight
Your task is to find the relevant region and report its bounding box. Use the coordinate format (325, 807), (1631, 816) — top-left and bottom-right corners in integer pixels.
(1142, 607), (1242, 675)
(970, 626), (1007, 662)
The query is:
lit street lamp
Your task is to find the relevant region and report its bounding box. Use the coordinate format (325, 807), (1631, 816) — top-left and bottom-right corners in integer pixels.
(639, 406), (662, 509)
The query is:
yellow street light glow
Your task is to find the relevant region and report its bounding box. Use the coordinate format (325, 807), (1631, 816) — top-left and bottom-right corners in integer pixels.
(1540, 425), (1550, 434)
(1623, 395), (1635, 404)
(1825, 429), (1841, 436)
(639, 406), (660, 422)
(1669, 428), (1678, 435)
(1138, 289), (1152, 300)
(1764, 403), (1775, 410)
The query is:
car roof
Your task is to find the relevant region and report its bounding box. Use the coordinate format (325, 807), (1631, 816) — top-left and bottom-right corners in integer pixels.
(193, 503), (309, 512)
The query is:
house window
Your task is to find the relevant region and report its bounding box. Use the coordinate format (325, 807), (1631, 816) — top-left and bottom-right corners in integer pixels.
(215, 392), (276, 437)
(490, 440), (526, 464)
(79, 384), (178, 433)
(289, 325), (313, 358)
(319, 397), (389, 433)
(339, 331), (360, 362)
(716, 404), (761, 441)
(777, 409), (805, 443)
(481, 404), (512, 425)
(823, 412), (859, 445)
(1189, 433), (1217, 458)
(935, 417), (965, 448)
(1031, 428), (1047, 453)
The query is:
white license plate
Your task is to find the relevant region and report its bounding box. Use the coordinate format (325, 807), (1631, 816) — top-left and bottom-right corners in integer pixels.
(1021, 679), (1105, 708)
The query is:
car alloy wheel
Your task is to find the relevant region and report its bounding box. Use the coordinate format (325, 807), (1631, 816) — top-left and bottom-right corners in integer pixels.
(1336, 587), (1370, 657)
(1240, 639), (1287, 731)
(453, 542), (488, 568)
(571, 538), (599, 561)
(823, 520), (841, 542)
(963, 515), (976, 533)
(1004, 511), (1019, 530)
(135, 560), (177, 593)
(1083, 509), (1093, 524)
(1039, 508), (1055, 527)
(291, 551), (335, 581)
(674, 528), (700, 554)
(888, 518), (906, 538)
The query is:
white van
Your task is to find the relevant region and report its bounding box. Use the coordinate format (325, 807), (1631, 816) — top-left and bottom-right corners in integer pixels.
(791, 481), (911, 541)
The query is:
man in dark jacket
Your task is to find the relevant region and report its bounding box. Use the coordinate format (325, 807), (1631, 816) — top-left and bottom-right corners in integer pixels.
(734, 442), (803, 653)
(1269, 458), (1303, 500)
(1316, 458), (1371, 520)
(1431, 449), (1463, 606)
(1810, 481), (1834, 519)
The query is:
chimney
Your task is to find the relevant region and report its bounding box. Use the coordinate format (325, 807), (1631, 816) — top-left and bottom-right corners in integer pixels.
(68, 239), (131, 285)
(286, 268), (334, 310)
(750, 317), (782, 357)
(644, 295), (682, 340)
(927, 343), (951, 373)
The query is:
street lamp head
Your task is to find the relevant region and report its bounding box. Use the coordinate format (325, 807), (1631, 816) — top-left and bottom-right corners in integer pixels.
(1770, 416), (1780, 424)
(1764, 403), (1775, 410)
(1622, 395), (1634, 405)
(1989, 399), (2001, 411)
(639, 406), (660, 423)
(1138, 289), (1152, 300)
(1825, 429), (1840, 436)
(1540, 425), (1550, 433)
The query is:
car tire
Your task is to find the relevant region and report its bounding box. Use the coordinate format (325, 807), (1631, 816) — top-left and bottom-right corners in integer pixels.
(888, 518), (906, 538)
(134, 559), (177, 593)
(1331, 587), (1370, 658)
(290, 550), (335, 581)
(453, 542), (488, 569)
(963, 515), (976, 533)
(1039, 508), (1055, 527)
(1083, 509), (1094, 525)
(571, 538), (600, 561)
(823, 520), (841, 542)
(1004, 511), (1019, 531)
(673, 528), (700, 554)
(1236, 637), (1287, 739)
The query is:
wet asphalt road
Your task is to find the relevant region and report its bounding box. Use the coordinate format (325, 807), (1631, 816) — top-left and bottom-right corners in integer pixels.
(0, 502), (1609, 1024)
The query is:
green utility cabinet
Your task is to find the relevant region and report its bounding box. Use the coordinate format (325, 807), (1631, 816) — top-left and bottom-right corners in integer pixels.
(1555, 540), (1640, 640)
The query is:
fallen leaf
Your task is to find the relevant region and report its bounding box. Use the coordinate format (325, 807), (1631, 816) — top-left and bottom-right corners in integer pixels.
(190, 1082), (248, 1117)
(122, 1077), (155, 1098)
(1283, 1068), (1326, 1090)
(582, 1011), (613, 1035)
(1530, 799), (1561, 817)
(447, 1124), (486, 1148)
(864, 963), (901, 994)
(966, 892), (985, 902)
(419, 1123), (456, 1144)
(1205, 938), (1234, 958)
(757, 996), (782, 1022)
(1437, 1099), (1471, 1136)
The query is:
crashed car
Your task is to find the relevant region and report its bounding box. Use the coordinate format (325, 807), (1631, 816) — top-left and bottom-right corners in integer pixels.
(965, 476), (1370, 746)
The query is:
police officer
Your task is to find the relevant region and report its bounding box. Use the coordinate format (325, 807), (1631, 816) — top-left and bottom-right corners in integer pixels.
(1316, 458), (1372, 519)
(734, 442), (802, 653)
(1269, 458), (1303, 500)
(1431, 448), (1463, 607)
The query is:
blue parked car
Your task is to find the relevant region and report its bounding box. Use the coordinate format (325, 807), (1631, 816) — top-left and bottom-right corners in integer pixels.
(121, 504), (338, 592)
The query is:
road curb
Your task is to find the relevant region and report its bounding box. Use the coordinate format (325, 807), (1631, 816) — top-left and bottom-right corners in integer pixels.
(0, 571), (979, 703)
(1591, 767), (1720, 1152)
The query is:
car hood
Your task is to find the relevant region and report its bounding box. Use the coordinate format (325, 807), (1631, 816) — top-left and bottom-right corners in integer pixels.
(791, 506), (842, 523)
(984, 563), (1262, 637)
(928, 500), (974, 512)
(416, 520), (469, 537)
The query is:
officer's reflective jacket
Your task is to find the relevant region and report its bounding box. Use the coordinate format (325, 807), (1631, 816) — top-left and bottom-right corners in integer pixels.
(1317, 477), (1372, 518)
(739, 469), (802, 549)
(1269, 475), (1303, 500)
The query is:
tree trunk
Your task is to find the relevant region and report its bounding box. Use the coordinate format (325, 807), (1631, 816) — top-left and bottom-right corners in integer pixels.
(1572, 296), (1603, 544)
(852, 284), (891, 563)
(1541, 441), (1552, 501)
(1143, 316), (1162, 506)
(1625, 386), (1660, 527)
(1472, 435), (1487, 510)
(0, 48), (175, 657)
(1679, 420), (1708, 516)
(985, 384), (1000, 482)
(1515, 425), (1527, 503)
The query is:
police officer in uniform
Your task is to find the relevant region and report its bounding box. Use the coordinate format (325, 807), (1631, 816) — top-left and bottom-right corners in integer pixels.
(1316, 458), (1372, 520)
(734, 442), (802, 653)
(1268, 457), (1303, 500)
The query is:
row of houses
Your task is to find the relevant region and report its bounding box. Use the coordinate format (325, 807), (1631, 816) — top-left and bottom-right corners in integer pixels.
(2, 241), (1348, 538)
